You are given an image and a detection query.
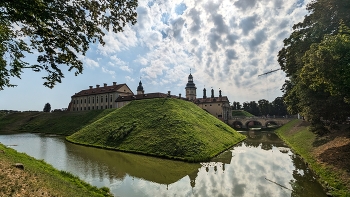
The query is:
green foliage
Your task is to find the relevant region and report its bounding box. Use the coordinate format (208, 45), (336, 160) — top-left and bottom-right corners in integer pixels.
(301, 23), (350, 104)
(67, 98), (246, 162)
(0, 109), (115, 135)
(0, 0), (138, 89)
(43, 103), (51, 112)
(278, 0), (350, 130)
(240, 97), (288, 116)
(231, 110), (254, 117)
(0, 143), (113, 197)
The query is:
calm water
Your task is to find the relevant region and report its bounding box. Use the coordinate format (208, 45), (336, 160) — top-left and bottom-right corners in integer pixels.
(0, 131), (327, 197)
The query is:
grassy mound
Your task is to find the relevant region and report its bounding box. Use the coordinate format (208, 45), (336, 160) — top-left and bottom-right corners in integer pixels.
(67, 98), (245, 162)
(232, 110), (254, 117)
(0, 110), (115, 135)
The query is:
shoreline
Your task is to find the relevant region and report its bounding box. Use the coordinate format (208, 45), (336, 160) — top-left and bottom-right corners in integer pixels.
(275, 119), (350, 197)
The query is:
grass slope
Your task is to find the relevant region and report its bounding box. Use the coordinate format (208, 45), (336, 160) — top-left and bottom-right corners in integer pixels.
(0, 144), (112, 197)
(67, 98), (246, 162)
(276, 119), (350, 197)
(232, 110), (254, 117)
(0, 110), (115, 135)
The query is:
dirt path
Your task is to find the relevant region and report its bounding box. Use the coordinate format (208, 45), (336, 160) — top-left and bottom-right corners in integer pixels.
(0, 156), (58, 197)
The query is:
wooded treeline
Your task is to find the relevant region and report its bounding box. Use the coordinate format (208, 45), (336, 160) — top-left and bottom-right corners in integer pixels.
(278, 0), (350, 133)
(232, 97), (288, 117)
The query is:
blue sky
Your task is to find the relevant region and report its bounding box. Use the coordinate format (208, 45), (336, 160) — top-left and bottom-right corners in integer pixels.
(0, 0), (310, 111)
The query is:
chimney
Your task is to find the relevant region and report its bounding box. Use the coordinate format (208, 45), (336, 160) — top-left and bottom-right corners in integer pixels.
(179, 93), (181, 98)
(167, 91), (171, 97)
(211, 88), (214, 98)
(203, 88), (207, 99)
(104, 83), (107, 87)
(89, 86), (93, 89)
(113, 82), (117, 86)
(96, 84), (100, 88)
(219, 89), (222, 97)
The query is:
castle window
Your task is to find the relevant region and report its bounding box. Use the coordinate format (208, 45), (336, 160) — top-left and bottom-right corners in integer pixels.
(77, 107), (78, 111)
(80, 107), (82, 111)
(210, 104), (212, 106)
(84, 107), (86, 110)
(81, 99), (82, 104)
(92, 97), (94, 103)
(73, 100), (75, 104)
(84, 99), (86, 103)
(105, 105), (107, 109)
(110, 105), (112, 109)
(105, 96), (108, 102)
(96, 106), (99, 109)
(88, 107), (90, 110)
(88, 97), (90, 104)
(92, 106), (94, 110)
(101, 96), (103, 102)
(97, 97), (98, 103)
(110, 95), (113, 102)
(218, 104), (220, 106)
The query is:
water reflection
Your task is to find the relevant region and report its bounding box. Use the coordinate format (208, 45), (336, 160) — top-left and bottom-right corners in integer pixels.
(0, 132), (327, 197)
(64, 142), (201, 185)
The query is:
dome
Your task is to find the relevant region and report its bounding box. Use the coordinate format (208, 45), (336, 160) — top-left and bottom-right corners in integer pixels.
(137, 81), (144, 91)
(186, 74), (196, 88)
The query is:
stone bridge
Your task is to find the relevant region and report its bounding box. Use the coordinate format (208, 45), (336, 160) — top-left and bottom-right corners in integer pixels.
(227, 116), (294, 129)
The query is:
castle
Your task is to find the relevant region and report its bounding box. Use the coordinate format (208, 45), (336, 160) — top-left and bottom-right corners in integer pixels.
(68, 73), (231, 122)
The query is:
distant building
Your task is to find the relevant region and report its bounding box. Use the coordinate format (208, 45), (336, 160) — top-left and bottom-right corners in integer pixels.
(68, 74), (232, 123)
(187, 73), (231, 122)
(68, 82), (133, 111)
(185, 71), (197, 100)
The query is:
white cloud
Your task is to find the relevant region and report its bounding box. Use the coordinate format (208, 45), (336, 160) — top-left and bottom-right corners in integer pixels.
(102, 67), (116, 78)
(109, 56), (133, 72)
(84, 57), (99, 68)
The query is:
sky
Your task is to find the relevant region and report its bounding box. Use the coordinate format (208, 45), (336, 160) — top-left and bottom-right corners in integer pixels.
(0, 0), (311, 111)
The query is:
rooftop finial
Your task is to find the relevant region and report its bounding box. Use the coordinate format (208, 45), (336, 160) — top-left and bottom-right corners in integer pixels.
(190, 68), (191, 74)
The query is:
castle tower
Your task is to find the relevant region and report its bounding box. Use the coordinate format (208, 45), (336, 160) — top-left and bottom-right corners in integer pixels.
(137, 80), (144, 95)
(203, 88), (207, 99)
(185, 71), (197, 100)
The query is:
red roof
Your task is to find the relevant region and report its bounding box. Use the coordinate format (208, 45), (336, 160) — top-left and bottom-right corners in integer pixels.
(71, 84), (132, 98)
(194, 96), (229, 103)
(115, 93), (179, 102)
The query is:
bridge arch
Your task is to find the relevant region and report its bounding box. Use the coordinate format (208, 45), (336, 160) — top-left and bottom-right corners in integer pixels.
(232, 121), (243, 129)
(265, 121), (278, 128)
(246, 121), (262, 129)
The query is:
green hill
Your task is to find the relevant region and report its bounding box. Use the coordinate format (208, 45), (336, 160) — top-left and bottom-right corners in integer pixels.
(67, 98), (245, 162)
(0, 110), (115, 135)
(232, 110), (254, 117)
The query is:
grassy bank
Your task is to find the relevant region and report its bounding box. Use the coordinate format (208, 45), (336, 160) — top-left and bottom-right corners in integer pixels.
(232, 110), (254, 117)
(0, 143), (112, 197)
(0, 109), (115, 135)
(67, 98), (246, 162)
(275, 119), (350, 197)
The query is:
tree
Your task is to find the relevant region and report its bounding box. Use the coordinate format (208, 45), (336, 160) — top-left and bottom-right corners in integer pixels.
(258, 99), (270, 116)
(43, 103), (51, 112)
(0, 0), (138, 90)
(301, 23), (350, 104)
(271, 97), (287, 116)
(278, 0), (350, 132)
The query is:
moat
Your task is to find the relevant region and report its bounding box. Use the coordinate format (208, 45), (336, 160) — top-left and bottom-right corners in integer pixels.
(0, 131), (327, 197)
